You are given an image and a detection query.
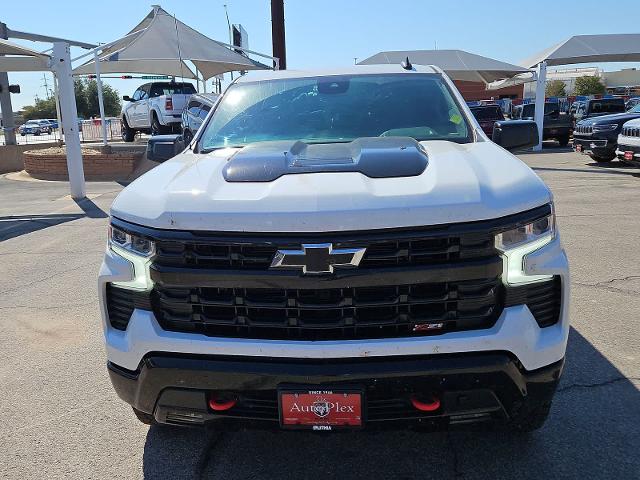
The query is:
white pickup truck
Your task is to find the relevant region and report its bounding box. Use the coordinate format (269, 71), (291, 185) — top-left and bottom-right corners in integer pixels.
(100, 64), (569, 433)
(120, 82), (196, 141)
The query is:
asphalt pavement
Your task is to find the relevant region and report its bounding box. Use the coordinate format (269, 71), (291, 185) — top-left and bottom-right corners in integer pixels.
(0, 147), (638, 479)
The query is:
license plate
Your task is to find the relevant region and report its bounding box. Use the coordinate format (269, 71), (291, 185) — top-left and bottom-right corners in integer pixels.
(279, 389), (362, 430)
(576, 144), (582, 152)
(624, 151), (634, 161)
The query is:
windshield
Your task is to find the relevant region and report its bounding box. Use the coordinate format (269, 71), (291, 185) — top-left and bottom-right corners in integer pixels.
(630, 104), (640, 113)
(199, 74), (471, 151)
(521, 103), (560, 118)
(588, 100), (625, 114)
(470, 106), (503, 121)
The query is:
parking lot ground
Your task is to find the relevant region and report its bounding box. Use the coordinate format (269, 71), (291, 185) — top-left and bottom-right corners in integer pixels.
(0, 147), (638, 479)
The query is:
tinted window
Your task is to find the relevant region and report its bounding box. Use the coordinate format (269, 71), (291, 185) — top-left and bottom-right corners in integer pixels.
(150, 83), (197, 96)
(198, 104), (211, 119)
(588, 100), (625, 114)
(200, 74), (471, 150)
(187, 100), (202, 115)
(470, 106), (503, 121)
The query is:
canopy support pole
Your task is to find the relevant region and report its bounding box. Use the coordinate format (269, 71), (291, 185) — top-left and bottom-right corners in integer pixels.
(52, 42), (85, 200)
(53, 73), (62, 142)
(533, 61), (546, 152)
(93, 51), (108, 146)
(0, 22), (17, 145)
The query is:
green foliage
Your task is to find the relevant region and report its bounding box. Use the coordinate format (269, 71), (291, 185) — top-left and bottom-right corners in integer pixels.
(85, 79), (122, 117)
(545, 80), (566, 98)
(574, 76), (606, 96)
(20, 79), (121, 120)
(22, 96), (57, 120)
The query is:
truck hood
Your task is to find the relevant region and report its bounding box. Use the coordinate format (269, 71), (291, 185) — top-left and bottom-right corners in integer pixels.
(579, 112), (640, 126)
(111, 140), (552, 232)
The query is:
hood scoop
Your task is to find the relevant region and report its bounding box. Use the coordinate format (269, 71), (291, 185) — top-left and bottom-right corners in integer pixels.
(222, 137), (428, 182)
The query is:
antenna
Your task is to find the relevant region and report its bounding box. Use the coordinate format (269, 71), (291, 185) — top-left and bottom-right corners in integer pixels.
(401, 57), (413, 70)
(224, 4), (234, 80)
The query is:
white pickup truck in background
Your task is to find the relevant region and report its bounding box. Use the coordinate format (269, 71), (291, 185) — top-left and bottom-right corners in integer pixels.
(121, 82), (196, 141)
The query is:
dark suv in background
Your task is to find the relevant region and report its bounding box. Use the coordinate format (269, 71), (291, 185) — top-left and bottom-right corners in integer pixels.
(573, 103), (640, 162)
(572, 98), (625, 125)
(512, 103), (572, 147)
(469, 104), (504, 136)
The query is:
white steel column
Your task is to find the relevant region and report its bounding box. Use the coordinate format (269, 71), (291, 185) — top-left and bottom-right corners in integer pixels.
(53, 74), (63, 141)
(93, 51), (108, 146)
(51, 42), (85, 200)
(533, 61), (547, 151)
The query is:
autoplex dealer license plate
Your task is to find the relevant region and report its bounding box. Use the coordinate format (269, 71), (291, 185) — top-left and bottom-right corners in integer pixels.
(279, 389), (362, 430)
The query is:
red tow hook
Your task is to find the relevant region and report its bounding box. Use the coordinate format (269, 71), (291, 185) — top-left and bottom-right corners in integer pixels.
(410, 395), (441, 412)
(208, 394), (238, 411)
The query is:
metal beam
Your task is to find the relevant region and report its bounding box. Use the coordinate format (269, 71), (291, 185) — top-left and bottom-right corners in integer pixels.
(51, 42), (85, 199)
(0, 22), (16, 145)
(533, 61), (547, 151)
(270, 0), (286, 70)
(7, 28), (96, 50)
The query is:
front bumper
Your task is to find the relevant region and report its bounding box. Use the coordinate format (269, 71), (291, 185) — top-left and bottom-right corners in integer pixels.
(616, 137), (640, 166)
(573, 136), (615, 156)
(108, 352), (564, 429)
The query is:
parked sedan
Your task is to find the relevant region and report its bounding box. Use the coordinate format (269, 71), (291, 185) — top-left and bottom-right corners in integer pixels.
(181, 93), (219, 144)
(19, 120), (48, 136)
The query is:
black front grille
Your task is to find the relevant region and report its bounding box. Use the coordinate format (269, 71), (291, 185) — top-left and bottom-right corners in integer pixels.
(504, 277), (562, 328)
(574, 124), (592, 136)
(105, 284), (152, 330)
(154, 232), (495, 270)
(152, 277), (502, 340)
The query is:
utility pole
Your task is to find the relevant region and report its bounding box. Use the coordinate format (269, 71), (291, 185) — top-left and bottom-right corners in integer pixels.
(0, 22), (17, 145)
(270, 0), (286, 70)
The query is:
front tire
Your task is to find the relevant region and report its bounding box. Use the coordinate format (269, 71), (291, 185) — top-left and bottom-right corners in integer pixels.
(121, 117), (136, 142)
(557, 135), (569, 147)
(590, 153), (615, 163)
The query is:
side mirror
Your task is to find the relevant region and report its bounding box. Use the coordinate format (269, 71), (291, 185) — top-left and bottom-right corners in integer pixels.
(492, 120), (538, 152)
(147, 134), (185, 163)
(123, 95), (132, 102)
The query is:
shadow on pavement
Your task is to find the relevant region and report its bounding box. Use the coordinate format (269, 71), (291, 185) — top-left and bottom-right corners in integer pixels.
(141, 327), (639, 479)
(74, 197), (109, 218)
(0, 213), (85, 242)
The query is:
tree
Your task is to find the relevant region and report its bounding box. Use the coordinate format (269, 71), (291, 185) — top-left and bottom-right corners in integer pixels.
(19, 78), (121, 121)
(22, 96), (57, 120)
(85, 79), (122, 118)
(545, 80), (566, 98)
(574, 76), (606, 96)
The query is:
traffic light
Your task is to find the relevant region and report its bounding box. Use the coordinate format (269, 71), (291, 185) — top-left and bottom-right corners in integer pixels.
(87, 75), (96, 79)
(0, 84), (20, 94)
(121, 75), (133, 79)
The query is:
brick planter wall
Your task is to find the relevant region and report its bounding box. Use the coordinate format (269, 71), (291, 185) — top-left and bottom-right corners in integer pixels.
(23, 150), (142, 180)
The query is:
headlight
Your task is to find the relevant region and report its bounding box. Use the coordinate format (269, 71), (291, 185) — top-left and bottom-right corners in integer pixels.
(496, 206), (556, 285)
(592, 124), (618, 132)
(108, 225), (155, 257)
(108, 225), (155, 290)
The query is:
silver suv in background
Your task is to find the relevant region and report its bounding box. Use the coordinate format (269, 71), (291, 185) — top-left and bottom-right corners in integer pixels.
(181, 93), (219, 144)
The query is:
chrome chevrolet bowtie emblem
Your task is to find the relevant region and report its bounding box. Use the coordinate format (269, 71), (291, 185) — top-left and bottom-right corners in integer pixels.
(270, 243), (366, 275)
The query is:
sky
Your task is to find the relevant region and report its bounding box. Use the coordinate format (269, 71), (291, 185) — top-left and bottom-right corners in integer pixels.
(3, 0), (640, 111)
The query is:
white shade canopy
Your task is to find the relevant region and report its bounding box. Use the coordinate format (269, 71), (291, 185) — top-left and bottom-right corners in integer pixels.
(0, 38), (50, 72)
(358, 49), (530, 83)
(73, 6), (268, 80)
(521, 34), (640, 68)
